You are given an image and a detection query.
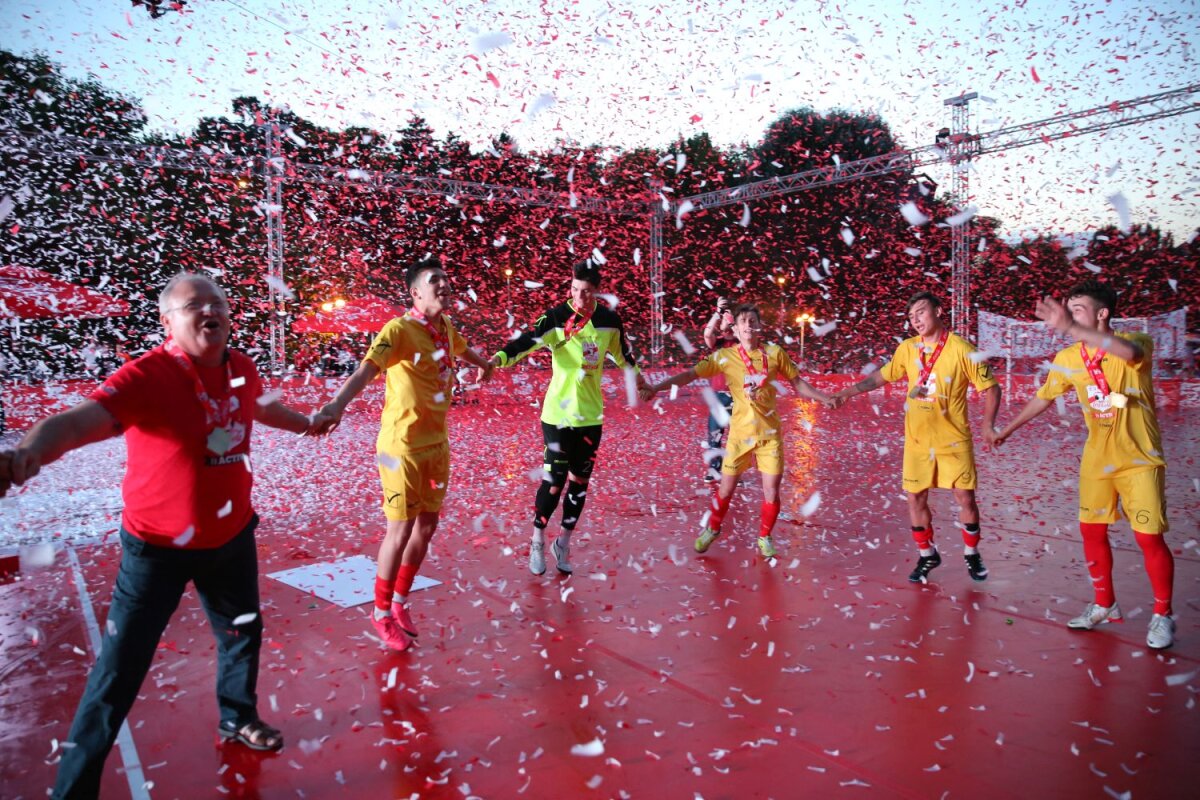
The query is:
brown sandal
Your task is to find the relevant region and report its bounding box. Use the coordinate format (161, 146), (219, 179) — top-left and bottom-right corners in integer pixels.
(218, 719), (284, 752)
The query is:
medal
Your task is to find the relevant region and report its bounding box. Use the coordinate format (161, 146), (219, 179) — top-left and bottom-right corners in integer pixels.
(407, 309), (456, 389)
(563, 301), (594, 341)
(737, 345), (770, 399)
(912, 331), (947, 401)
(164, 339), (242, 458)
(1080, 343), (1119, 408)
(207, 426), (232, 455)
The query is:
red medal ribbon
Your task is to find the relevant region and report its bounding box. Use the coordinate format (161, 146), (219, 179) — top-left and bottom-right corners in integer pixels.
(737, 345), (772, 389)
(163, 339), (238, 441)
(916, 331), (949, 387)
(563, 301), (594, 341)
(1080, 343), (1111, 397)
(407, 309), (456, 383)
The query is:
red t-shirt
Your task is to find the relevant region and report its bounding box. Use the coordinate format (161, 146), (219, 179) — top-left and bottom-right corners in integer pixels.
(90, 346), (262, 549)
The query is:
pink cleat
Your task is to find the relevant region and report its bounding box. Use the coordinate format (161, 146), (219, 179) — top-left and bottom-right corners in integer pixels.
(371, 614), (411, 652)
(391, 602), (418, 638)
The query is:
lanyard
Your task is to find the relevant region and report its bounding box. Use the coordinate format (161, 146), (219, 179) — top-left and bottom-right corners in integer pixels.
(737, 345), (772, 391)
(737, 345), (764, 375)
(1080, 343), (1111, 397)
(407, 309), (455, 378)
(163, 339), (236, 431)
(563, 301), (594, 340)
(916, 331), (948, 386)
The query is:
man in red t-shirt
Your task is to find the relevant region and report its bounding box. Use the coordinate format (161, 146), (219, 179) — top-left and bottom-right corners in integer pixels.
(0, 274), (328, 799)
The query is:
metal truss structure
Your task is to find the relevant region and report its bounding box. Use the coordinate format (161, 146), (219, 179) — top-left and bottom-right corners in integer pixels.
(2, 84), (1195, 367)
(670, 83), (1199, 338)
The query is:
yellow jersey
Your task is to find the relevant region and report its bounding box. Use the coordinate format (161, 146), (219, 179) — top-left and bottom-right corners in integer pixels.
(694, 344), (800, 446)
(1035, 332), (1164, 479)
(879, 332), (997, 454)
(365, 313), (467, 454)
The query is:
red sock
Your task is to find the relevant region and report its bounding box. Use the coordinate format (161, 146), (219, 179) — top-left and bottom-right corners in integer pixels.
(1079, 522), (1115, 608)
(960, 522), (981, 548)
(374, 575), (395, 612)
(911, 526), (934, 550)
(1134, 531), (1174, 616)
(395, 563), (420, 597)
(759, 501), (781, 539)
(708, 491), (733, 531)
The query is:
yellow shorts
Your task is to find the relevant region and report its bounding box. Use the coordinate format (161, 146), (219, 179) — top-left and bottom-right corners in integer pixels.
(723, 435), (783, 477)
(902, 443), (977, 493)
(1079, 467), (1168, 533)
(378, 442), (450, 521)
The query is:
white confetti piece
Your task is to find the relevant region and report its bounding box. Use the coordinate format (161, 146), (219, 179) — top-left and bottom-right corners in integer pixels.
(798, 492), (821, 517)
(945, 205), (978, 227)
(473, 31), (513, 53)
(264, 275), (296, 300)
(232, 613), (258, 626)
(1106, 192), (1131, 234)
(20, 543), (55, 568)
(570, 738), (604, 757)
(672, 329), (696, 355)
(174, 526), (195, 547)
(899, 202), (930, 226)
(256, 389), (283, 406)
(1165, 670), (1197, 687)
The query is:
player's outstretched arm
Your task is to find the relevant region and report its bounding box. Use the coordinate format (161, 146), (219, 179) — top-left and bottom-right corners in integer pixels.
(255, 398), (331, 436)
(1035, 296), (1143, 362)
(1, 401), (119, 496)
(994, 396), (1054, 447)
(316, 360), (381, 434)
(980, 384), (1002, 448)
(834, 370), (886, 403)
(642, 368), (699, 402)
(461, 346), (495, 383)
(792, 377), (838, 409)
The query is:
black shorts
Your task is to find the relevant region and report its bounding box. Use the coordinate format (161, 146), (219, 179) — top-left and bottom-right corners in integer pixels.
(542, 422), (603, 480)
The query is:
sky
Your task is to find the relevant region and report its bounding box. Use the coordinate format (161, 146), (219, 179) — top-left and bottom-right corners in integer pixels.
(1, 0), (1197, 240)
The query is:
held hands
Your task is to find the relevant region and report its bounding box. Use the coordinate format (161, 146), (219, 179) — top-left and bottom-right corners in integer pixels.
(638, 382), (660, 403)
(475, 357), (497, 385)
(305, 411), (337, 437)
(310, 403), (344, 436)
(981, 426), (1000, 451)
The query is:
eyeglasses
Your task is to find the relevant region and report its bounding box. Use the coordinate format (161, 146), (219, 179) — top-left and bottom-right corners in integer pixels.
(165, 301), (230, 316)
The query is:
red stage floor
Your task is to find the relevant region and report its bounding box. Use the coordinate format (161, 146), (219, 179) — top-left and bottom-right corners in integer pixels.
(1, 392), (1197, 799)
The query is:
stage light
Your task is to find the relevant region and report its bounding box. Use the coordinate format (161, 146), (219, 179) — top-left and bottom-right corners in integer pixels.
(321, 302), (334, 312)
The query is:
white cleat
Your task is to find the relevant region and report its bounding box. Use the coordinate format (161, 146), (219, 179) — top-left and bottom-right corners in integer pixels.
(1146, 614), (1176, 650)
(552, 536), (573, 574)
(529, 541), (546, 575)
(1067, 602), (1122, 630)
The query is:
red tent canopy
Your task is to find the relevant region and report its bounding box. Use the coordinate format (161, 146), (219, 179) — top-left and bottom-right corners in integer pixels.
(292, 295), (404, 334)
(0, 265), (130, 319)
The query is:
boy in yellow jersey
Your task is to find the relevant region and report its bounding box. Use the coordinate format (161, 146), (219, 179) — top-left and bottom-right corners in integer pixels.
(995, 280), (1175, 649)
(642, 304), (838, 558)
(489, 260), (648, 576)
(834, 291), (1000, 583)
(317, 259), (495, 651)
